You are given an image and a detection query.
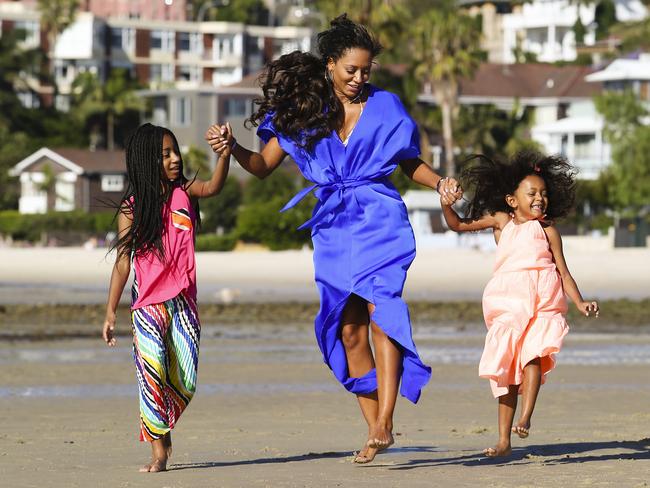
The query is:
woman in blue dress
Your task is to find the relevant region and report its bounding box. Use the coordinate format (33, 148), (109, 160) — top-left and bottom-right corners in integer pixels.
(207, 14), (461, 463)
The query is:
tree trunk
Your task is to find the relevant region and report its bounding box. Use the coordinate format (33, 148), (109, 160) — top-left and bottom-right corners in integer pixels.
(107, 111), (115, 151)
(440, 98), (455, 177)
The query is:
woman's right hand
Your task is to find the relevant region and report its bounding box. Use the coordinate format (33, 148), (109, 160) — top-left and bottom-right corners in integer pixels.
(102, 311), (117, 347)
(205, 123), (234, 154)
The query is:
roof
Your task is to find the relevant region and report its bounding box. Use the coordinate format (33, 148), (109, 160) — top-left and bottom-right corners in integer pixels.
(461, 63), (601, 99)
(10, 147), (125, 176)
(417, 63), (602, 103)
(585, 58), (650, 82)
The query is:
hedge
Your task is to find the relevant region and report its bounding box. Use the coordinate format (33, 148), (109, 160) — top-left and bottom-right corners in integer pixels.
(0, 210), (116, 242)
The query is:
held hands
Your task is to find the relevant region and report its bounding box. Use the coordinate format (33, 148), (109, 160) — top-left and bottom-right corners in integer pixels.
(205, 122), (235, 155)
(439, 177), (463, 206)
(102, 311), (117, 347)
(577, 300), (600, 317)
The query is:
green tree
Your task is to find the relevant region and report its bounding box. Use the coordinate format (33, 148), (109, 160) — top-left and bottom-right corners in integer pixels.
(594, 0), (617, 40)
(70, 68), (144, 150)
(595, 90), (650, 212)
(412, 1), (483, 177)
(37, 0), (79, 74)
(192, 0), (269, 24)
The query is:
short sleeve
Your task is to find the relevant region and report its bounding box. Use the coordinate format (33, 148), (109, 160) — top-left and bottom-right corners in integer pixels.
(386, 92), (421, 162)
(256, 112), (279, 144)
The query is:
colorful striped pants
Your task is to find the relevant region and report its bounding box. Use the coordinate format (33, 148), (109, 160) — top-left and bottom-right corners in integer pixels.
(131, 291), (200, 442)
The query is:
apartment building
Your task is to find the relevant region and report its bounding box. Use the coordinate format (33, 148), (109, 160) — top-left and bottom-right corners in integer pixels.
(0, 1), (311, 109)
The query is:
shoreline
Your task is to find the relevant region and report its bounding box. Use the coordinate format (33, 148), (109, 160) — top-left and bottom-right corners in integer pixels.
(1, 299), (648, 340)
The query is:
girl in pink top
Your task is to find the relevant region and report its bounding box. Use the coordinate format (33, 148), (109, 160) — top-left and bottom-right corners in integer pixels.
(102, 123), (230, 473)
(441, 151), (599, 458)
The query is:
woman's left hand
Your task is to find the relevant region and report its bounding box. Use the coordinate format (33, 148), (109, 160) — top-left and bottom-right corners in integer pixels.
(440, 177), (463, 205)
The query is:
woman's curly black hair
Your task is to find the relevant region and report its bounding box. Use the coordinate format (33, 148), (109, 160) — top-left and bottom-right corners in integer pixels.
(247, 13), (383, 151)
(111, 123), (198, 261)
(461, 150), (577, 221)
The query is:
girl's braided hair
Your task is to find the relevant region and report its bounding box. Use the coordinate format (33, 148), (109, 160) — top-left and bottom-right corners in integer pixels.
(111, 123), (198, 260)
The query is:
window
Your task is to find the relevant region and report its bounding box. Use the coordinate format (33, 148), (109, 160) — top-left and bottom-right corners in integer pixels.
(224, 98), (248, 117)
(151, 30), (174, 52)
(574, 133), (596, 160)
(149, 64), (174, 83)
(111, 28), (123, 49)
(152, 97), (168, 125)
(15, 21), (40, 48)
(174, 97), (192, 126)
(101, 174), (125, 192)
(178, 32), (191, 51)
(178, 65), (199, 82)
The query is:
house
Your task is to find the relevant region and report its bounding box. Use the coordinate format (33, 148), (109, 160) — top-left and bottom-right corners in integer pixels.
(460, 0), (648, 64)
(9, 147), (126, 214)
(417, 62), (610, 179)
(585, 52), (650, 101)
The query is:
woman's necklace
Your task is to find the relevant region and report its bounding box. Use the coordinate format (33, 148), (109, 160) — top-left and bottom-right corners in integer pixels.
(340, 86), (365, 145)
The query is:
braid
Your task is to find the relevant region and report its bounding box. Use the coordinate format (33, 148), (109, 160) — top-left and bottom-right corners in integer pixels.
(112, 123), (194, 261)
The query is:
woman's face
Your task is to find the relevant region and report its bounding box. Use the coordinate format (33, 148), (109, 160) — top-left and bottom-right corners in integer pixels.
(161, 133), (181, 181)
(327, 48), (373, 100)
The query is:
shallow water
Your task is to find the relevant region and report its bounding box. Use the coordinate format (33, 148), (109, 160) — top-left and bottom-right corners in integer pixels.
(1, 327), (649, 398)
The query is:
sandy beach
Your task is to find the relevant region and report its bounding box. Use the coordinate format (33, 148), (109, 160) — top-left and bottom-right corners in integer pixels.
(1, 326), (649, 488)
(1, 244), (649, 304)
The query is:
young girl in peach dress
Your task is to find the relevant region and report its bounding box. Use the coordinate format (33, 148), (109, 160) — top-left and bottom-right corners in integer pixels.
(440, 151), (599, 458)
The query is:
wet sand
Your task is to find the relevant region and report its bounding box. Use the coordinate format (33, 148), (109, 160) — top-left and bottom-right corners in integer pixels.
(1, 327), (649, 487)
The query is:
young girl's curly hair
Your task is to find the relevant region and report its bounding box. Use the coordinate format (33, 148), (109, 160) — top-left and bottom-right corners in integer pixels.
(461, 150), (577, 221)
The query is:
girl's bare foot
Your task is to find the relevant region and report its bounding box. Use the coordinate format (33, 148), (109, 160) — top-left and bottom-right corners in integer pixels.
(483, 441), (512, 457)
(366, 423), (394, 449)
(163, 432), (173, 459)
(139, 457), (167, 473)
(511, 420), (530, 439)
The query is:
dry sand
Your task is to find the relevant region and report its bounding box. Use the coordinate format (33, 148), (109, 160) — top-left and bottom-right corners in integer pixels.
(1, 328), (649, 488)
(1, 245), (649, 304)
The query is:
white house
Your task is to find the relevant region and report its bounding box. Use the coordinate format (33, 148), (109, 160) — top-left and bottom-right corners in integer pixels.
(501, 0), (648, 64)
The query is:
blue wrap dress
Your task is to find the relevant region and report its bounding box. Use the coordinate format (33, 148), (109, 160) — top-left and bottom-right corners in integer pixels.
(257, 84), (431, 403)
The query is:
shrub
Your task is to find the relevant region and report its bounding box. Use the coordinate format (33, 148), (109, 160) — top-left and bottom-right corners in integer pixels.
(195, 233), (238, 252)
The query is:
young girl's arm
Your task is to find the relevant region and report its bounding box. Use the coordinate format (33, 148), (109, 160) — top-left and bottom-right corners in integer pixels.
(441, 199), (508, 233)
(544, 225), (599, 317)
(205, 122), (286, 179)
(186, 144), (231, 198)
(102, 210), (132, 347)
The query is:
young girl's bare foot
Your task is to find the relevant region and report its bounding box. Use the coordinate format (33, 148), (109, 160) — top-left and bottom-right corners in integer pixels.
(511, 420), (530, 438)
(366, 423), (394, 449)
(483, 442), (512, 457)
(139, 457), (167, 473)
(163, 432), (173, 459)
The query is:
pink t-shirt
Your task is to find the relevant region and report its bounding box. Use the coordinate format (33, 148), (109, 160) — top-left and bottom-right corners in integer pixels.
(131, 185), (197, 309)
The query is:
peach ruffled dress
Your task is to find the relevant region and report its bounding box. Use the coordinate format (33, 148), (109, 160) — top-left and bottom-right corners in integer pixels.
(479, 219), (569, 398)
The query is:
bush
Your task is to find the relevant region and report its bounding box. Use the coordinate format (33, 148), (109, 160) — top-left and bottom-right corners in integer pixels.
(0, 210), (116, 242)
(195, 233), (238, 252)
(236, 196), (313, 250)
(199, 176), (242, 234)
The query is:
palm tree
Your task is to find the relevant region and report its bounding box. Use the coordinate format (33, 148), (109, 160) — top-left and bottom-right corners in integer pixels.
(36, 0), (79, 74)
(71, 68), (145, 150)
(412, 2), (482, 177)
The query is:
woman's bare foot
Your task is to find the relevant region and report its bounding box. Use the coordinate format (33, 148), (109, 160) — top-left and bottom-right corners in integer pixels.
(511, 420), (530, 439)
(366, 423), (394, 449)
(483, 441), (512, 458)
(353, 444), (379, 464)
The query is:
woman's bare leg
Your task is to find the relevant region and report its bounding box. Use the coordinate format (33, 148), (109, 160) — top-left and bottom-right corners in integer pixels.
(367, 313), (400, 450)
(340, 295), (379, 463)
